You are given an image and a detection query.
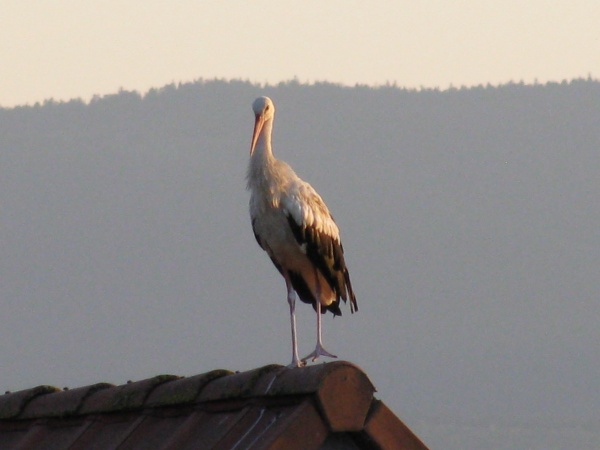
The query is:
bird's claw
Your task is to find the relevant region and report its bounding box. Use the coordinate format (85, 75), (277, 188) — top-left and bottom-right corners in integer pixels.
(287, 358), (307, 368)
(301, 345), (338, 364)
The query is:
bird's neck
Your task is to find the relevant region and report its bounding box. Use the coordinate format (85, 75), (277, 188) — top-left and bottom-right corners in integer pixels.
(254, 118), (274, 159)
(247, 120), (276, 190)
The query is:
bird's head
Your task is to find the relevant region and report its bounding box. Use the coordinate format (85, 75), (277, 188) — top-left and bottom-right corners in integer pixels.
(251, 96), (275, 155)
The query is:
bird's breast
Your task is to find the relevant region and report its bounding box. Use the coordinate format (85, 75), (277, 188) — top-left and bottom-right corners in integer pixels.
(251, 202), (307, 266)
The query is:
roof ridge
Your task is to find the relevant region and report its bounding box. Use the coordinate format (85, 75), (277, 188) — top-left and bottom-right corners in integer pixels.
(0, 361), (374, 425)
(0, 362), (430, 449)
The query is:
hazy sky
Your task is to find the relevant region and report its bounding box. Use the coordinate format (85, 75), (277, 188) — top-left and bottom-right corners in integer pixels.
(3, 0), (599, 107)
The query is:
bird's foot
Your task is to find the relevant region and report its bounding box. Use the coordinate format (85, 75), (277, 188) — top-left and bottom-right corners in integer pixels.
(301, 344), (337, 364)
(287, 358), (307, 368)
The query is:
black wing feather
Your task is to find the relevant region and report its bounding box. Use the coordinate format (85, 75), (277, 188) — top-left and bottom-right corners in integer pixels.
(286, 213), (357, 314)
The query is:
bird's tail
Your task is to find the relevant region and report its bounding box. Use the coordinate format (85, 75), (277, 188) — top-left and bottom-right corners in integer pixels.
(344, 268), (358, 313)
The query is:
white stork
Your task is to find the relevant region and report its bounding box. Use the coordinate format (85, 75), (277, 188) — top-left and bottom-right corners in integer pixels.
(246, 96), (357, 367)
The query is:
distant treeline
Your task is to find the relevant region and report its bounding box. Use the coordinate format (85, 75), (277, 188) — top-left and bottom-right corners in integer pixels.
(2, 76), (599, 111)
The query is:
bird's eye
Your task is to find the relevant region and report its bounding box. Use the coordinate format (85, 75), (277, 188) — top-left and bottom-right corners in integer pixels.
(265, 105), (270, 111)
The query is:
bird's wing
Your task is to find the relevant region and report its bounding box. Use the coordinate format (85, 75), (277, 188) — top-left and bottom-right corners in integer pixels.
(281, 179), (350, 302)
(251, 217), (265, 250)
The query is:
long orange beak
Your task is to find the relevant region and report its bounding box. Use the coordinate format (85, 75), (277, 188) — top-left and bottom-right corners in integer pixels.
(250, 113), (265, 155)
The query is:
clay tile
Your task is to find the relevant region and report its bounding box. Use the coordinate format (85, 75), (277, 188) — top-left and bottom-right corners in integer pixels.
(198, 364), (283, 402)
(263, 361), (371, 396)
(79, 374), (181, 415)
(364, 400), (429, 449)
(19, 383), (114, 419)
(260, 361), (375, 431)
(145, 369), (232, 407)
(314, 362), (375, 432)
(0, 385), (60, 420)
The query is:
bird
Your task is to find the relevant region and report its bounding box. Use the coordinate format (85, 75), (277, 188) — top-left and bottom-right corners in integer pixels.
(246, 96), (357, 367)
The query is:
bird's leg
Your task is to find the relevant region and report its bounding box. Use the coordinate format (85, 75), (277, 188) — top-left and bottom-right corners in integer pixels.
(285, 276), (304, 368)
(301, 301), (338, 363)
(301, 275), (337, 363)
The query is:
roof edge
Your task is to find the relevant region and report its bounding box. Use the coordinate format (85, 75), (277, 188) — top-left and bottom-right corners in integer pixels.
(0, 361), (375, 423)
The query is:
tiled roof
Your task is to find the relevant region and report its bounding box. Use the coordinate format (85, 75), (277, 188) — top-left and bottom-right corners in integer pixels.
(0, 361), (428, 449)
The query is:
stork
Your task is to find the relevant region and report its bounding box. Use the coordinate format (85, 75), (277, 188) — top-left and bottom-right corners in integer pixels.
(246, 96), (357, 367)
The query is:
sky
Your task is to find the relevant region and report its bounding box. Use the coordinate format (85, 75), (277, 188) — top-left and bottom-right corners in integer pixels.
(3, 0), (600, 107)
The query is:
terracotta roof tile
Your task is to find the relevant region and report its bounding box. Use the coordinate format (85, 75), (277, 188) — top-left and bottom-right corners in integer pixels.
(363, 400), (429, 450)
(0, 361), (428, 449)
(145, 369), (232, 407)
(0, 385), (60, 420)
(18, 383), (114, 420)
(78, 374), (180, 415)
(197, 365), (283, 402)
(252, 400), (329, 450)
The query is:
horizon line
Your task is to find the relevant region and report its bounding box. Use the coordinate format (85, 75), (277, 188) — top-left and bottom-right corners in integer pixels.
(2, 74), (598, 110)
